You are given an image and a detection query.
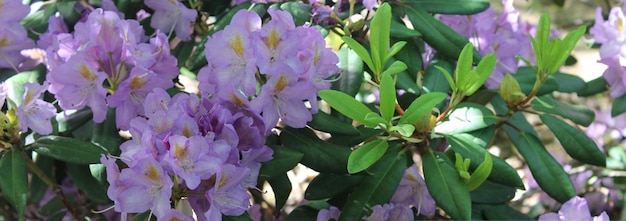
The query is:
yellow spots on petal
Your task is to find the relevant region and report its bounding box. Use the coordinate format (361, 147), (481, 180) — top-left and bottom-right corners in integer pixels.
(617, 17), (625, 32)
(168, 218), (185, 221)
(146, 163), (161, 182)
(0, 36), (10, 47)
(78, 64), (97, 81)
(230, 92), (246, 108)
(265, 29), (281, 50)
(23, 90), (35, 104)
(129, 75), (147, 90)
(174, 143), (187, 159)
(181, 125), (193, 138)
(230, 34), (245, 57)
(218, 173), (229, 188)
(273, 75), (288, 93)
(313, 48), (320, 65)
(168, 0), (178, 6)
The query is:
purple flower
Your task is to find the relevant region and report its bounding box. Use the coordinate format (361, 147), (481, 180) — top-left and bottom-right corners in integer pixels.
(391, 164), (436, 216)
(538, 196), (610, 221)
(204, 164), (252, 220)
(162, 135), (222, 189)
(438, 0), (533, 89)
(363, 203), (413, 221)
(0, 82), (7, 108)
(144, 0), (197, 41)
(590, 7), (626, 97)
(0, 0), (36, 71)
(316, 206), (340, 221)
(47, 54), (109, 122)
(15, 82), (56, 135)
(114, 157), (173, 218)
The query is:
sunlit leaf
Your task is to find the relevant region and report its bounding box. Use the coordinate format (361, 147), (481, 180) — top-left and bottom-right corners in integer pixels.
(347, 139), (389, 174)
(423, 150), (471, 220)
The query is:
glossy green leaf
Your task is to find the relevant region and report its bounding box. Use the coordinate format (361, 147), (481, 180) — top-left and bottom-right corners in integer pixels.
(466, 152), (492, 191)
(448, 134), (524, 189)
(434, 102), (497, 135)
(551, 72), (586, 92)
(328, 126), (382, 146)
(434, 66), (457, 90)
(504, 126), (576, 203)
(470, 180), (516, 204)
(396, 70), (420, 94)
(393, 40), (423, 86)
(0, 150), (28, 221)
(390, 19), (421, 38)
(531, 95), (595, 126)
(381, 60), (408, 76)
(308, 111), (360, 135)
(513, 67), (559, 96)
(399, 92), (447, 125)
(379, 73), (396, 121)
(347, 139), (389, 174)
(31, 135), (108, 164)
(540, 114), (606, 167)
(333, 46), (365, 97)
(423, 150), (471, 220)
(259, 145), (304, 179)
(319, 90), (377, 127)
(280, 2), (311, 26)
(422, 57), (453, 94)
(280, 127), (350, 174)
(305, 173), (365, 200)
(267, 173), (292, 212)
(612, 94), (626, 117)
(386, 42), (408, 62)
(90, 109), (123, 155)
(464, 53), (496, 96)
(549, 26), (585, 74)
(455, 44), (474, 87)
(66, 163), (110, 204)
(402, 0), (490, 14)
(391, 124), (415, 137)
(477, 204), (533, 220)
(52, 109), (93, 135)
(338, 145), (406, 221)
(577, 76), (608, 97)
(364, 112), (388, 127)
(342, 37), (374, 73)
(370, 3), (392, 74)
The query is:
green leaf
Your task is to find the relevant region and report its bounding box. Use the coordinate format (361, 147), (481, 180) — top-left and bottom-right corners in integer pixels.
(448, 134), (524, 189)
(390, 20), (421, 38)
(267, 173), (292, 212)
(422, 57), (453, 94)
(286, 201), (329, 221)
(577, 76), (608, 97)
(381, 60), (408, 76)
(386, 41), (408, 62)
(434, 102), (497, 135)
(52, 109), (93, 135)
(549, 25), (585, 74)
(551, 72), (586, 93)
(319, 90), (377, 127)
(477, 204), (533, 220)
(391, 124), (415, 137)
(470, 181), (516, 204)
(280, 2), (311, 26)
(333, 46), (365, 97)
(224, 213), (254, 221)
(465, 53), (496, 95)
(90, 109), (123, 155)
(31, 135), (108, 164)
(402, 0), (490, 14)
(423, 150), (471, 220)
(531, 95), (595, 126)
(434, 66), (457, 90)
(308, 111), (360, 135)
(338, 145), (406, 221)
(379, 73), (396, 121)
(305, 173), (365, 200)
(0, 150), (28, 221)
(370, 3), (392, 74)
(342, 37), (375, 73)
(30, 155), (54, 203)
(399, 92), (447, 125)
(539, 114), (606, 167)
(259, 145), (304, 179)
(512, 67), (559, 96)
(455, 44), (474, 88)
(280, 127), (351, 174)
(393, 40), (423, 87)
(328, 126), (382, 146)
(66, 163), (110, 204)
(612, 93), (626, 117)
(466, 152), (492, 191)
(347, 139), (389, 174)
(504, 126), (576, 203)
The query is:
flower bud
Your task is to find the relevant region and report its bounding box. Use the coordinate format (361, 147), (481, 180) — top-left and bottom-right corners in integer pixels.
(499, 74), (526, 106)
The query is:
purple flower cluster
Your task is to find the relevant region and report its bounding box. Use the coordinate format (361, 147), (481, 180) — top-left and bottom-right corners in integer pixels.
(316, 165), (436, 220)
(102, 88), (272, 220)
(438, 0), (535, 89)
(0, 1), (36, 70)
(590, 6), (626, 98)
(198, 9), (339, 132)
(43, 9), (179, 130)
(586, 110), (626, 151)
(144, 0), (197, 41)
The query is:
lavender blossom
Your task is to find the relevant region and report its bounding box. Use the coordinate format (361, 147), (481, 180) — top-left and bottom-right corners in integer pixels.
(0, 0), (35, 70)
(590, 6), (626, 97)
(15, 82), (57, 135)
(391, 164), (436, 216)
(144, 0), (197, 41)
(538, 196), (610, 221)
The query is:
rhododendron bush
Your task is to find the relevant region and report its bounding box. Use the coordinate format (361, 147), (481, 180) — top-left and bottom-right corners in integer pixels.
(0, 0), (623, 220)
